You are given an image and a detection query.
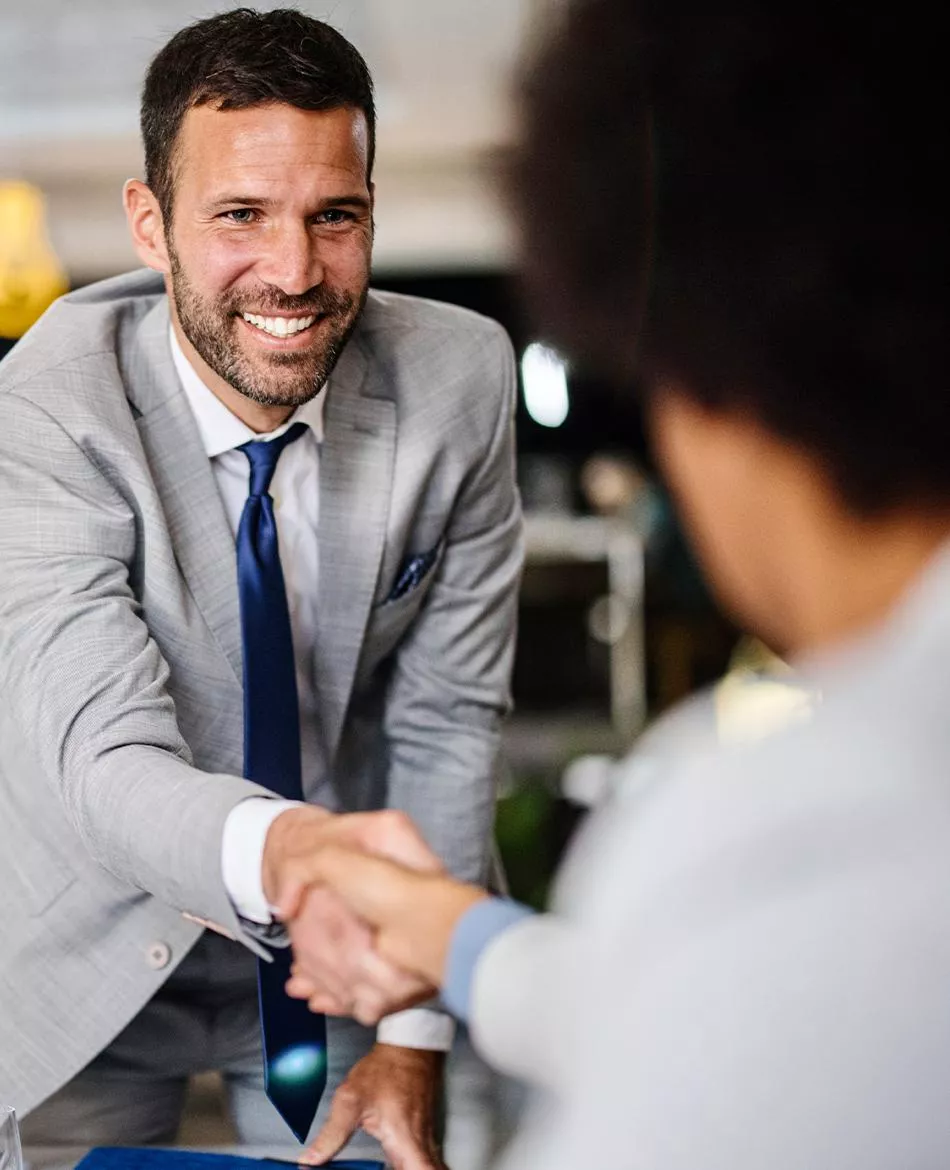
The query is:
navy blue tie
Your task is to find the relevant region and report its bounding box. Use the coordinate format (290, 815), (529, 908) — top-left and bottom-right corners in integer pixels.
(236, 421), (327, 1143)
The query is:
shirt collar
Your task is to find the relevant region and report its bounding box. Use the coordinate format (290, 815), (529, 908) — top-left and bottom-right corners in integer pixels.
(169, 324), (326, 458)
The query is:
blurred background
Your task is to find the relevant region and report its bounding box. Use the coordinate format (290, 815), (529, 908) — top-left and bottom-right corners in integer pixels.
(0, 1), (747, 1164)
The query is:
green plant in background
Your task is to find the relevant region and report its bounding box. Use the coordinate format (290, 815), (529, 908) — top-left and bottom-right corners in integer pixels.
(495, 775), (559, 910)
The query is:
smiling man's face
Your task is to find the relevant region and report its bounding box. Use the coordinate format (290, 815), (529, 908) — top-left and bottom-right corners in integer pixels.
(162, 101), (373, 413)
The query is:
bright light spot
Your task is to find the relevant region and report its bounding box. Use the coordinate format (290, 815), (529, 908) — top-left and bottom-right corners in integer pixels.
(521, 342), (570, 428)
(271, 1043), (326, 1087)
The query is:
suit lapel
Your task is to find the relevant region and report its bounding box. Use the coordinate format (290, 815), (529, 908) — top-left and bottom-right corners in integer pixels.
(125, 300), (243, 685)
(315, 336), (396, 761)
(123, 296), (396, 743)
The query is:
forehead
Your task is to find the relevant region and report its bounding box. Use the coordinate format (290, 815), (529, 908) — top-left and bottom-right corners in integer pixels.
(174, 103), (370, 196)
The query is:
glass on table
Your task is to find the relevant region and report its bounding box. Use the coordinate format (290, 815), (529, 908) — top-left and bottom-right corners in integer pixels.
(0, 1106), (23, 1170)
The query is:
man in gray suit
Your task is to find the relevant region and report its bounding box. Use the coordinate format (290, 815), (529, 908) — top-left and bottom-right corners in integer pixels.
(0, 10), (520, 1167)
(280, 0), (950, 1166)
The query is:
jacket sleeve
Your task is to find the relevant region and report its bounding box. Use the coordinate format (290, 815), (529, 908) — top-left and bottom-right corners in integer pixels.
(0, 390), (269, 942)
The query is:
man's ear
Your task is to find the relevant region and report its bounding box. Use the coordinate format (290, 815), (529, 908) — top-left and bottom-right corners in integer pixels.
(123, 179), (171, 273)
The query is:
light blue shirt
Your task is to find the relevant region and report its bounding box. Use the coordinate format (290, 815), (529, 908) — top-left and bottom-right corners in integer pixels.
(443, 897), (536, 1021)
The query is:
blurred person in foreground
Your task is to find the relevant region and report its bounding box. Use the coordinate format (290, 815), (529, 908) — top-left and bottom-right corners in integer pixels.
(283, 0), (950, 1166)
(0, 8), (521, 1166)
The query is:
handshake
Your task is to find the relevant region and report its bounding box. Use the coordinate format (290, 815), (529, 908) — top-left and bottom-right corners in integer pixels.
(261, 805), (489, 1025)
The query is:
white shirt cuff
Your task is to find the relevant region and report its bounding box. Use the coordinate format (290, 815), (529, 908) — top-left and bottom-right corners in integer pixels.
(221, 796), (304, 924)
(377, 1008), (456, 1051)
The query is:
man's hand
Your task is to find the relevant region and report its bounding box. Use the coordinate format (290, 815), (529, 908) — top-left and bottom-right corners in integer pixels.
(287, 846), (489, 990)
(285, 882), (436, 1024)
(261, 807), (444, 1020)
(262, 806), (444, 919)
(300, 1044), (446, 1170)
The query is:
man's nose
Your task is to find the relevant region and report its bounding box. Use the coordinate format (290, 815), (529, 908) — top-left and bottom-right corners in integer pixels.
(257, 222), (324, 296)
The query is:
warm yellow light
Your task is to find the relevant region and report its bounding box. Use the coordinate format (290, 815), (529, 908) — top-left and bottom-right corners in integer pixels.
(0, 181), (69, 340)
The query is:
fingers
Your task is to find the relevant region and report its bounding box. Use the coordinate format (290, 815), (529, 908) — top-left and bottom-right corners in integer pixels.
(273, 841), (418, 924)
(290, 847), (479, 986)
(288, 946), (436, 1025)
(285, 971), (352, 1016)
(284, 878), (431, 1021)
(272, 861), (326, 922)
(272, 873), (307, 922)
(285, 965), (340, 1016)
(302, 1044), (445, 1170)
(302, 1082), (362, 1165)
(356, 940), (427, 990)
(302, 844), (422, 927)
(285, 885), (376, 1008)
(369, 1123), (443, 1170)
(356, 1085), (444, 1170)
(353, 948), (436, 1022)
(272, 816), (468, 1016)
(267, 807), (443, 922)
(338, 810), (445, 874)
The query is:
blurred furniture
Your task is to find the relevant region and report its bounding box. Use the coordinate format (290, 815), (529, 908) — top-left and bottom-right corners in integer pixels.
(505, 513), (646, 774)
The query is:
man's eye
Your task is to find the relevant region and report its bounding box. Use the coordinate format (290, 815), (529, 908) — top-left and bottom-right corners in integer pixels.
(222, 208), (258, 224)
(318, 209), (354, 226)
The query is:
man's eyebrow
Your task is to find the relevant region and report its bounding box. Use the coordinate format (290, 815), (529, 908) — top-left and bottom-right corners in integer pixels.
(203, 193), (372, 213)
(317, 194), (372, 212)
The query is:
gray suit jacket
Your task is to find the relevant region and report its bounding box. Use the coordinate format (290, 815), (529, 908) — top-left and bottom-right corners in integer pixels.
(0, 270), (522, 1114)
(470, 543), (950, 1169)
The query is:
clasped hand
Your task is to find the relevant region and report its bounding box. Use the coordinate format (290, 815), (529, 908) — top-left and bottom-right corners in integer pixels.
(263, 806), (445, 1023)
(263, 807), (487, 1168)
(263, 805), (488, 1025)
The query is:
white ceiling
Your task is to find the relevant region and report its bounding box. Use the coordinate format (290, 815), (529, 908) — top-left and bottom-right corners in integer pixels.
(0, 0), (552, 277)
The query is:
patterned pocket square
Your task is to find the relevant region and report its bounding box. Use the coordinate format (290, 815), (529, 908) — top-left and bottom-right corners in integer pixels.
(387, 544), (441, 603)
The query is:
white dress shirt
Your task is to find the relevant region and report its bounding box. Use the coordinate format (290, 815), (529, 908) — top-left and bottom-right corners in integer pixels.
(170, 327), (453, 1051)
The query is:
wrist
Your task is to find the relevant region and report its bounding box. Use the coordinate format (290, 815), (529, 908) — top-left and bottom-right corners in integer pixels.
(261, 804), (333, 906)
(376, 1042), (445, 1067)
(409, 880), (489, 986)
(375, 1042), (445, 1086)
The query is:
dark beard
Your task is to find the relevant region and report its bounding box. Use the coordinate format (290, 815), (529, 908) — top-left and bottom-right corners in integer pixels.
(168, 244), (367, 407)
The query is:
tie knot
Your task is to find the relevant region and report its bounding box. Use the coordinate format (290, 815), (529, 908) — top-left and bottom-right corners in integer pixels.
(240, 421), (308, 498)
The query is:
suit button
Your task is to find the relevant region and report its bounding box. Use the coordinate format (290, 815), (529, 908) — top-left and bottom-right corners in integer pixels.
(146, 941), (172, 970)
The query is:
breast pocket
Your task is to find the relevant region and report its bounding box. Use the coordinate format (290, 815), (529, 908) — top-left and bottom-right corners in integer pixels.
(357, 541), (446, 685)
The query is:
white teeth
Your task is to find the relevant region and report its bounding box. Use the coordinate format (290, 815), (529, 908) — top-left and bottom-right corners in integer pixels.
(242, 313), (316, 337)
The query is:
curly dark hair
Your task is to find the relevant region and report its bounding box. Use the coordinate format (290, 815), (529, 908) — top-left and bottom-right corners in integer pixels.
(512, 0), (949, 514)
(141, 7), (375, 223)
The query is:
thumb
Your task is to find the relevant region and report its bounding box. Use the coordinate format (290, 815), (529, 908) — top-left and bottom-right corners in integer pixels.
(301, 1085), (362, 1165)
(343, 812), (444, 874)
(271, 868), (308, 923)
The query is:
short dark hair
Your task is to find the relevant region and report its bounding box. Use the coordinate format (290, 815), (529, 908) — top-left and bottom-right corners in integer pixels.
(513, 0), (949, 514)
(142, 7), (376, 222)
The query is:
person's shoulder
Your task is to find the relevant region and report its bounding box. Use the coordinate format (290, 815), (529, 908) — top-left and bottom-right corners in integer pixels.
(560, 627), (949, 906)
(360, 288), (514, 380)
(0, 269), (165, 404)
(361, 287), (510, 348)
(355, 289), (516, 430)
